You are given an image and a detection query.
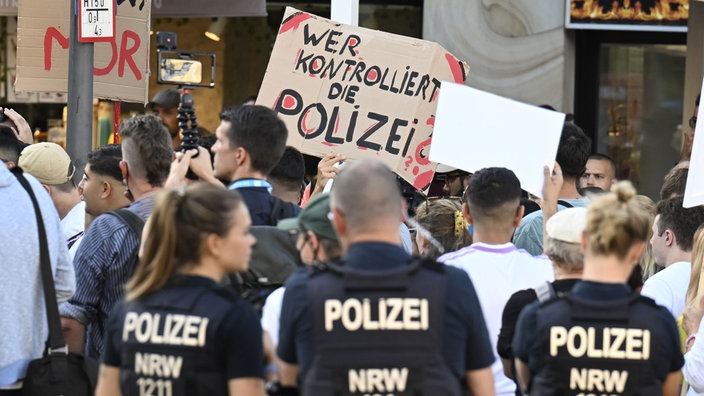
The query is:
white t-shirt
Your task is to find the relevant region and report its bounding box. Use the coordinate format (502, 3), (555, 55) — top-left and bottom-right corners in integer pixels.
(641, 261), (691, 318)
(261, 287), (285, 348)
(60, 201), (85, 243)
(685, 315), (704, 395)
(438, 242), (554, 396)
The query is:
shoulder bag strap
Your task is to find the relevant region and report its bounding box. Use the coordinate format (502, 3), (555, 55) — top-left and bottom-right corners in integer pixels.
(105, 208), (145, 238)
(11, 167), (67, 353)
(556, 199), (574, 208)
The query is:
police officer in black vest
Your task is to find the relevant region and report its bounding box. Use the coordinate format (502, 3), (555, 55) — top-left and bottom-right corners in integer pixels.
(96, 183), (266, 396)
(277, 159), (496, 396)
(512, 181), (684, 396)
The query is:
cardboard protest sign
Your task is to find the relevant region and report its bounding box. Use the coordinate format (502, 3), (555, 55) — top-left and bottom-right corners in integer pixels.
(16, 0), (151, 103)
(684, 79), (704, 208)
(257, 7), (469, 193)
(429, 82), (565, 198)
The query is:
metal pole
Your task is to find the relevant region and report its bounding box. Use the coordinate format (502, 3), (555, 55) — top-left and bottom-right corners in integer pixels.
(66, 0), (94, 182)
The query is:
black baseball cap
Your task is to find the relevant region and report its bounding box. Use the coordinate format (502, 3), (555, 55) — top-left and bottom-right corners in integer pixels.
(146, 89), (180, 111)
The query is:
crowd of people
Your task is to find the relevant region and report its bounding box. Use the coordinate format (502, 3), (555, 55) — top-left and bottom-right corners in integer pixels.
(1, 89), (704, 396)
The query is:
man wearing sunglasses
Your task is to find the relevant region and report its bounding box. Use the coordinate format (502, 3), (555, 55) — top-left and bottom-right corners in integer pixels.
(436, 163), (472, 197)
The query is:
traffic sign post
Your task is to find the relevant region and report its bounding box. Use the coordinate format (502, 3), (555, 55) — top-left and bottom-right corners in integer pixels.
(78, 0), (115, 42)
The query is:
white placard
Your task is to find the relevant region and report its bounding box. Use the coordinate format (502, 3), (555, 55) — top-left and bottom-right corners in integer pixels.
(429, 81), (565, 198)
(78, 0), (115, 42)
(684, 78), (704, 208)
(331, 0), (359, 26)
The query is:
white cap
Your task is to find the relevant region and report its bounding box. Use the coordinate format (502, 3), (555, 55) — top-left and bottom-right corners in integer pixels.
(436, 163), (459, 173)
(546, 207), (587, 244)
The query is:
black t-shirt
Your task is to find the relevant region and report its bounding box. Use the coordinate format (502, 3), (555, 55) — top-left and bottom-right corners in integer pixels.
(497, 278), (579, 360)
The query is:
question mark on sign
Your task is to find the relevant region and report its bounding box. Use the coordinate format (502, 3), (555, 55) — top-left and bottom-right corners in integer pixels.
(404, 155), (413, 171)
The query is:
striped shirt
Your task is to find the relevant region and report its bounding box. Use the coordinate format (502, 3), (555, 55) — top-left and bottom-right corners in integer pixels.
(59, 196), (154, 359)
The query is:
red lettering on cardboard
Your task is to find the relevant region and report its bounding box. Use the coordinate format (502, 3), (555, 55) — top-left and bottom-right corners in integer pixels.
(44, 27), (69, 70)
(43, 27), (142, 80)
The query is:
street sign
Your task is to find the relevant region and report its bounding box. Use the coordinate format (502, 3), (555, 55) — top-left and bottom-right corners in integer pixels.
(78, 0), (115, 42)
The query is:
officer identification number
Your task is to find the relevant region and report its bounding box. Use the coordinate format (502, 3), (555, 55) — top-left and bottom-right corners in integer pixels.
(132, 352), (182, 396)
(549, 325), (651, 395)
(324, 298), (428, 331)
(137, 378), (173, 396)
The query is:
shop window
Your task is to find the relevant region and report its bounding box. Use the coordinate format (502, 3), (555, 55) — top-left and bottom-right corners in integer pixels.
(596, 43), (686, 199)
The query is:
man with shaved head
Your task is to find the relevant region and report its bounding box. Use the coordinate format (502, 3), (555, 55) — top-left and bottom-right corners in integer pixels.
(276, 159), (496, 395)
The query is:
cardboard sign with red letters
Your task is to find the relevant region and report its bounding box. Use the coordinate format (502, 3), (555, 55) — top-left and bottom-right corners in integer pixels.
(16, 0), (151, 103)
(257, 7), (469, 193)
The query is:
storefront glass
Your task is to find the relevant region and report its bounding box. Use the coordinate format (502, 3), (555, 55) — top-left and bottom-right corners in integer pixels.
(597, 43), (686, 199)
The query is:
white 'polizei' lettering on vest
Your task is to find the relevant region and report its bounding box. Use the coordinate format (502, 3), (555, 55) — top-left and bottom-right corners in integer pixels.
(324, 298), (429, 331)
(549, 326), (650, 360)
(134, 352), (184, 379)
(348, 368), (409, 393)
(122, 312), (209, 346)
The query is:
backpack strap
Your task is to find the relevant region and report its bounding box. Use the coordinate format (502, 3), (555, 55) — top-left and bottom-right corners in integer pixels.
(104, 209), (145, 274)
(556, 199), (574, 208)
(105, 208), (145, 239)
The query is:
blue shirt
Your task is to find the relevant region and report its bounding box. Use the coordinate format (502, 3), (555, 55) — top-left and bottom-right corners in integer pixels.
(60, 195), (154, 359)
(228, 178), (300, 226)
(277, 242), (495, 383)
(513, 198), (589, 256)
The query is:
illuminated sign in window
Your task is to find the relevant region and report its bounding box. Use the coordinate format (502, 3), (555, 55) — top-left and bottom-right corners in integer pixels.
(566, 0), (689, 32)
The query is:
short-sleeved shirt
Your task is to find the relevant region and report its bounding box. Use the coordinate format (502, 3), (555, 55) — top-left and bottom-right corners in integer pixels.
(60, 196), (154, 359)
(513, 280), (684, 385)
(513, 198), (589, 256)
(438, 242), (554, 395)
(102, 275), (264, 380)
(497, 279), (579, 361)
(277, 242), (495, 383)
(641, 260), (691, 318)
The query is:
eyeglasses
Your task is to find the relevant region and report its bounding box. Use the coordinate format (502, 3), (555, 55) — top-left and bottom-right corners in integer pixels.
(443, 172), (465, 184)
(690, 116), (697, 129)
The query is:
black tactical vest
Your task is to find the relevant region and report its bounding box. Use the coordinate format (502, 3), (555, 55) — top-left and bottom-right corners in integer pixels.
(118, 282), (237, 396)
(304, 257), (461, 396)
(531, 292), (663, 396)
